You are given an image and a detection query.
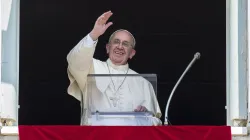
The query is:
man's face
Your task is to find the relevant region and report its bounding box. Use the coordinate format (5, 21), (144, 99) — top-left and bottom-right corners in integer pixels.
(106, 31), (136, 65)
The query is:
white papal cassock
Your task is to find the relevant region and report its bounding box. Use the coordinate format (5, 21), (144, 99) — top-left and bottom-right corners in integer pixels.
(66, 34), (162, 125)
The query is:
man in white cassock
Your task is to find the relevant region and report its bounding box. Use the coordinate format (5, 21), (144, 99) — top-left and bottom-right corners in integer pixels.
(66, 11), (162, 125)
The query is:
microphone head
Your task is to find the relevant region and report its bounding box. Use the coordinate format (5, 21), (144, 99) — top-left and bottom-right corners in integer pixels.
(194, 52), (201, 59)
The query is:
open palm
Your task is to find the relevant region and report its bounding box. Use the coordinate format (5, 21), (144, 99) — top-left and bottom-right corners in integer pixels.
(90, 11), (113, 40)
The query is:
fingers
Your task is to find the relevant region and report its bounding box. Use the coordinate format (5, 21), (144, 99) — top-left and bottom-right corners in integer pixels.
(91, 11), (113, 39)
(103, 11), (113, 22)
(134, 106), (147, 112)
(97, 11), (113, 25)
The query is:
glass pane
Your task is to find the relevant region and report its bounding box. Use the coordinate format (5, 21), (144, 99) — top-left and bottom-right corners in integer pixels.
(79, 74), (161, 126)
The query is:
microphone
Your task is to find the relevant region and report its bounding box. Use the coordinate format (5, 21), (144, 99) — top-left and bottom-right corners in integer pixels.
(164, 52), (201, 125)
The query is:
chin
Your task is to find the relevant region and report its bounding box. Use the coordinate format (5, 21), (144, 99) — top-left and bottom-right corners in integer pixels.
(112, 57), (126, 64)
(114, 59), (124, 64)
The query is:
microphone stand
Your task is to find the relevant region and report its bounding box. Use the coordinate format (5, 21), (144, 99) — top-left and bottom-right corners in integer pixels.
(164, 52), (201, 125)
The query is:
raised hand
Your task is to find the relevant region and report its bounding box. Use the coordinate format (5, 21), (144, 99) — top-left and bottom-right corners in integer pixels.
(90, 11), (113, 41)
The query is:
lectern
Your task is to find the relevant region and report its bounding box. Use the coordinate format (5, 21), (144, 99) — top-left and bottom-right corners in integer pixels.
(80, 74), (161, 126)
(89, 111), (161, 126)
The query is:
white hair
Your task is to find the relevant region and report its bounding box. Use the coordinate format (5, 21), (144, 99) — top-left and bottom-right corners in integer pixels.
(108, 29), (136, 48)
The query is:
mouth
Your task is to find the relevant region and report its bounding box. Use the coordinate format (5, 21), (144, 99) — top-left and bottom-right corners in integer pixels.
(114, 51), (125, 56)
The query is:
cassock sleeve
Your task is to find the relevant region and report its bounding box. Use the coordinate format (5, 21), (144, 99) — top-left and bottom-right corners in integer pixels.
(66, 34), (98, 101)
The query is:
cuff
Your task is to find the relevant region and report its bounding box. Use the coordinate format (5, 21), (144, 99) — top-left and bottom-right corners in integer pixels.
(84, 34), (97, 47)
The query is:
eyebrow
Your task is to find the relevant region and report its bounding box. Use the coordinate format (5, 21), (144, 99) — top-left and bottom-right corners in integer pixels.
(114, 38), (130, 43)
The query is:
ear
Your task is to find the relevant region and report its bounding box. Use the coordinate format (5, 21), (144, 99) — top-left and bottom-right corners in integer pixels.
(106, 44), (110, 54)
(129, 49), (136, 59)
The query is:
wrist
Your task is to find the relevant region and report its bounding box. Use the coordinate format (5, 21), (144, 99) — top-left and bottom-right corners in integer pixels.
(89, 30), (99, 41)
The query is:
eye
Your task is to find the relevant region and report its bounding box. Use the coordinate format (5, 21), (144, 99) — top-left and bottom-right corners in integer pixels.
(123, 42), (130, 47)
(113, 39), (120, 44)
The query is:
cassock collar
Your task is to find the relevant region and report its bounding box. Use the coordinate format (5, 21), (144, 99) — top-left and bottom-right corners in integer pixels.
(94, 59), (130, 94)
(106, 58), (129, 72)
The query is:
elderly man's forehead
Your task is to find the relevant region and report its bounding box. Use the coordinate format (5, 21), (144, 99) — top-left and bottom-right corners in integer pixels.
(113, 31), (133, 39)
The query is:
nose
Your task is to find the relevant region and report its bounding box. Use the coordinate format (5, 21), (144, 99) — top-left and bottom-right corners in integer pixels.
(117, 43), (124, 49)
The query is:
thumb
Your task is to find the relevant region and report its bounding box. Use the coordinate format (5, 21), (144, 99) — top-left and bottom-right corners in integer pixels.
(105, 22), (113, 30)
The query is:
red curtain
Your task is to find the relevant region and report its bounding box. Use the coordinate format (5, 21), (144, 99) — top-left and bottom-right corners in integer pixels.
(19, 125), (231, 140)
